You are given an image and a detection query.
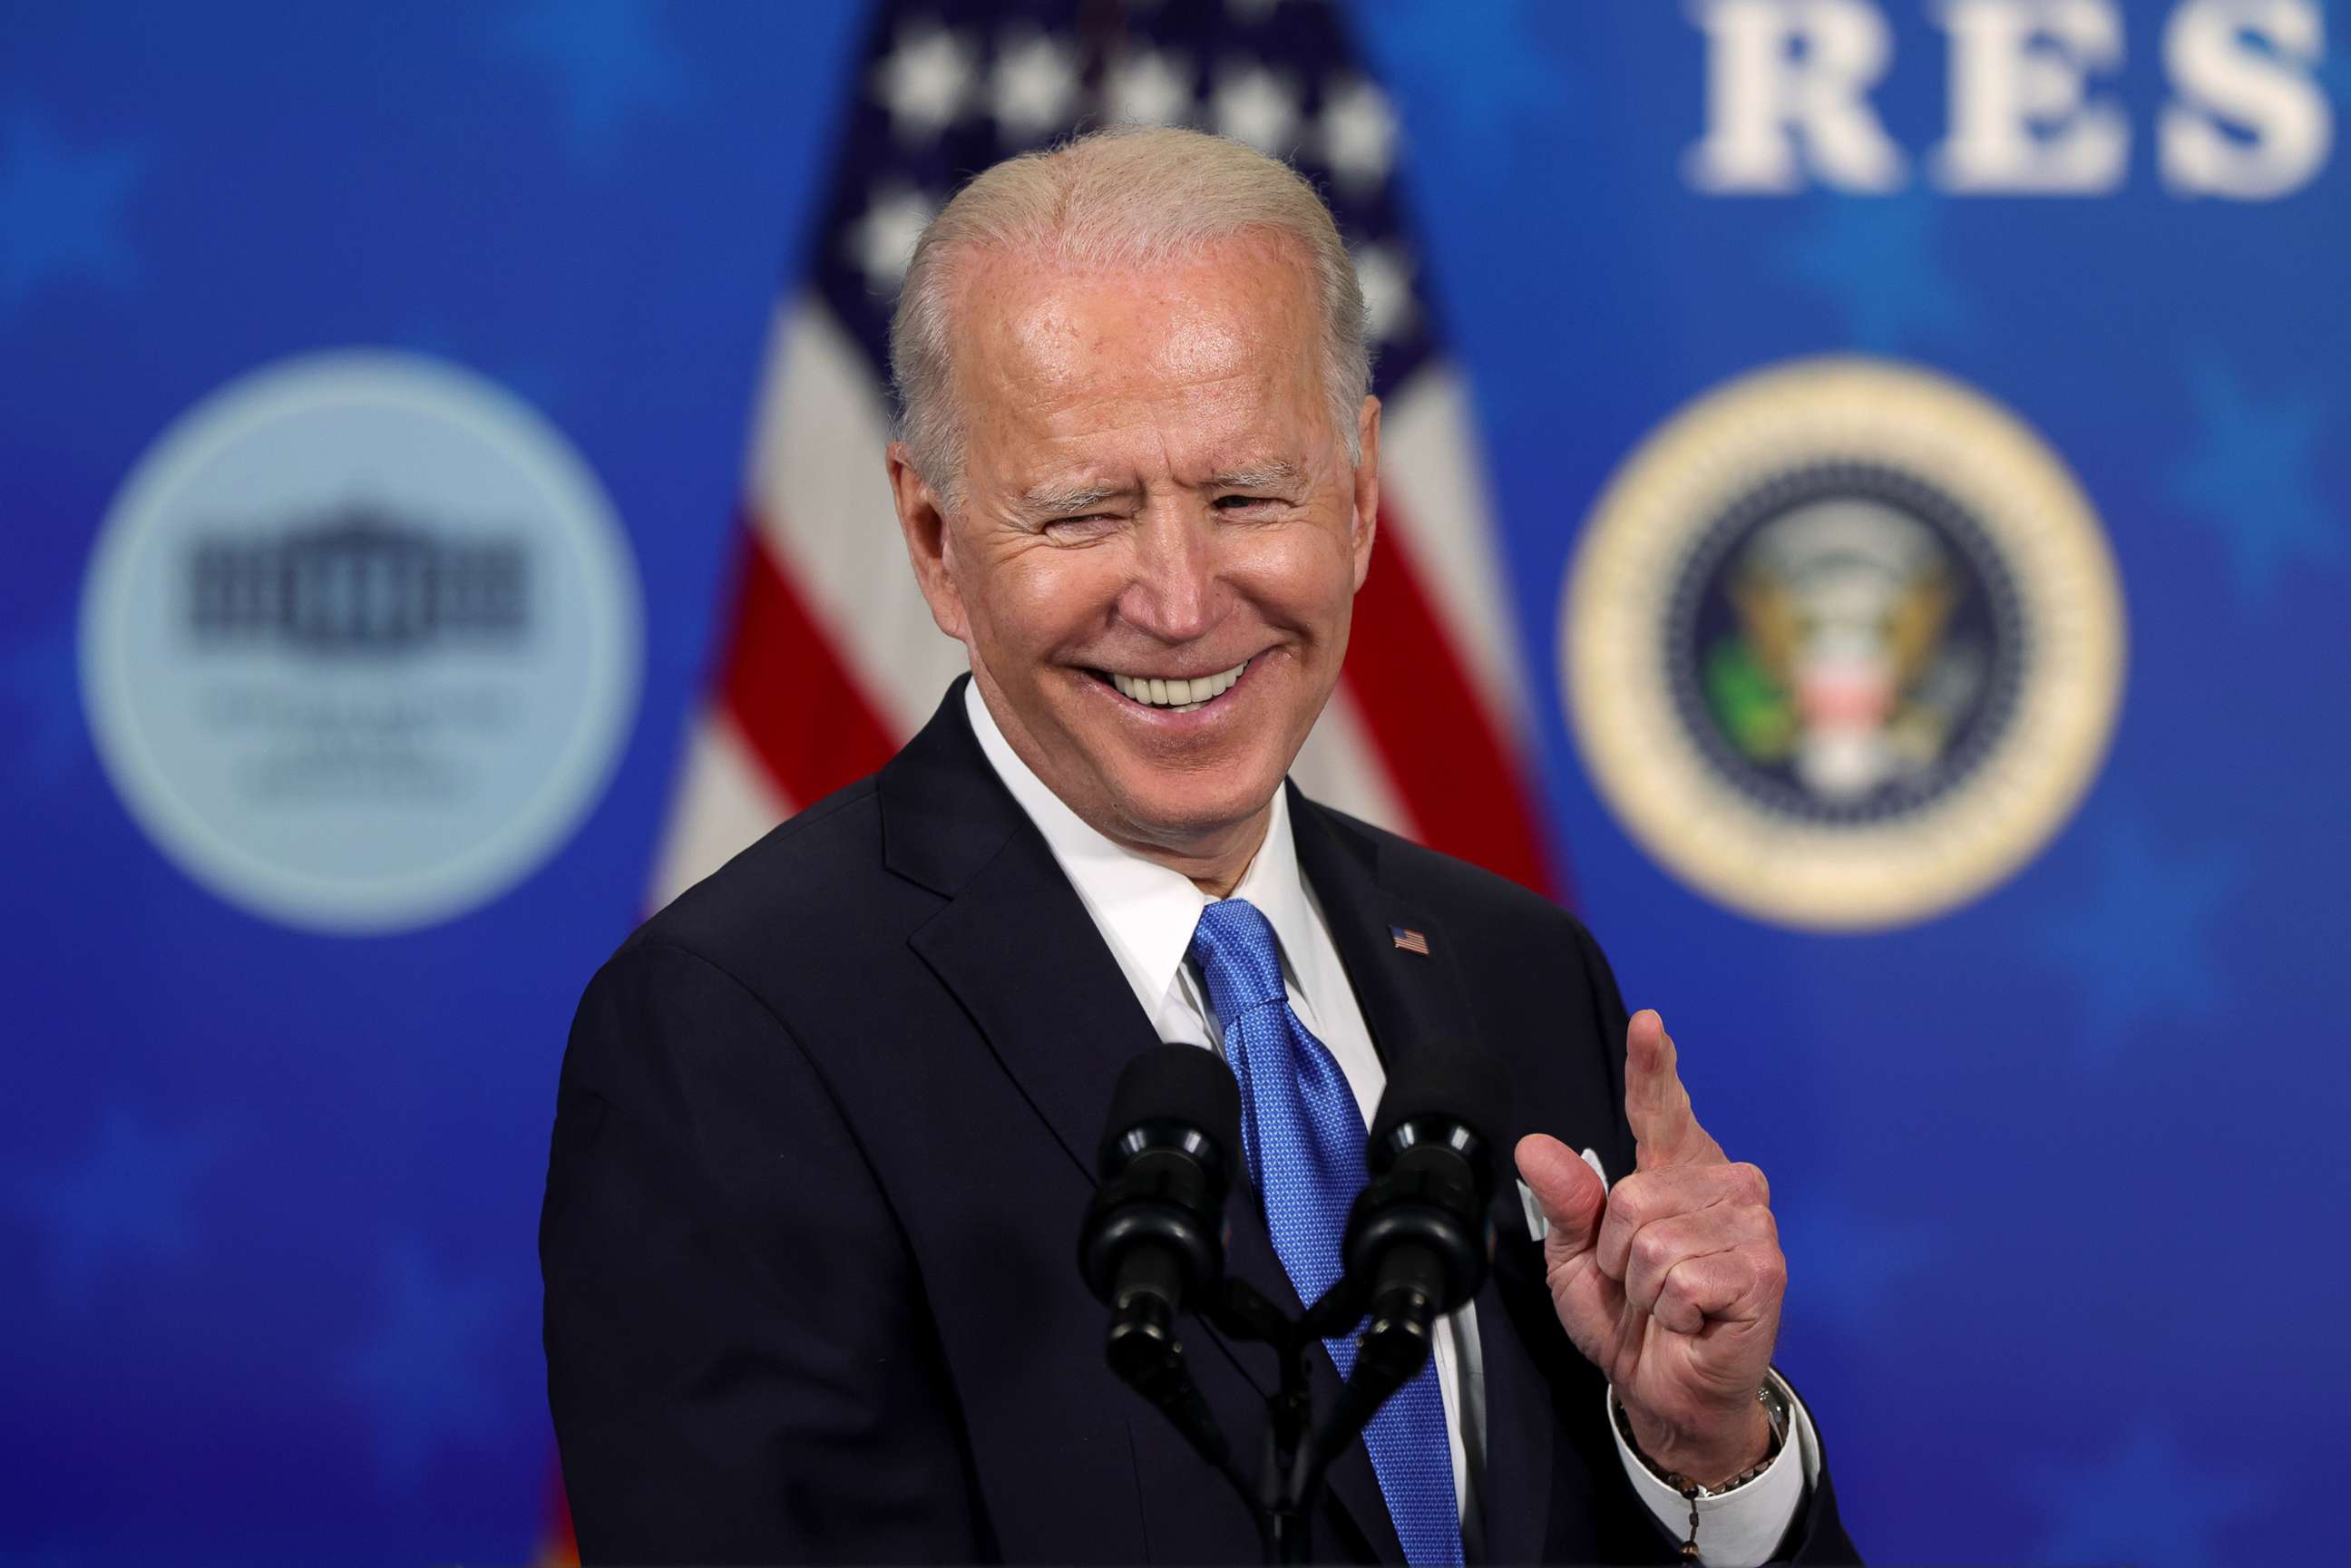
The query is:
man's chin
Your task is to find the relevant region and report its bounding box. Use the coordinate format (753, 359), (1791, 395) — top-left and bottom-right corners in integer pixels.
(1099, 769), (1284, 854)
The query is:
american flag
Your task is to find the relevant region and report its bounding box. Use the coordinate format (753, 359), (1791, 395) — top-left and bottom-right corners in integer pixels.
(649, 0), (1560, 916)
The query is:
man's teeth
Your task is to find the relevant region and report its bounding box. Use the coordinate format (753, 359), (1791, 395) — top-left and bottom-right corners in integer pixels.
(1110, 659), (1248, 711)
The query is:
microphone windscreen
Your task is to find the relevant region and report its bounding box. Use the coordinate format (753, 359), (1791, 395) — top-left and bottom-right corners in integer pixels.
(1368, 1037), (1512, 1167)
(1097, 1042), (1244, 1178)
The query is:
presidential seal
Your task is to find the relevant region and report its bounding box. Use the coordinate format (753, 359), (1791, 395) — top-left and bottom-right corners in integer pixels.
(1559, 357), (2124, 931)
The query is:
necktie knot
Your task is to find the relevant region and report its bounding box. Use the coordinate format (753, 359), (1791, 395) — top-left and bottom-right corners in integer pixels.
(1188, 897), (1288, 1020)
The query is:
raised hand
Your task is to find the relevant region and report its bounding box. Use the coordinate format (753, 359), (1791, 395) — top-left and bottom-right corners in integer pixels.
(1516, 1009), (1783, 1485)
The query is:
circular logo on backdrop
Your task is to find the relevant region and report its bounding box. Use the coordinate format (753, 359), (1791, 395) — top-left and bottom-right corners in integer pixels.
(1559, 357), (2124, 931)
(81, 351), (642, 935)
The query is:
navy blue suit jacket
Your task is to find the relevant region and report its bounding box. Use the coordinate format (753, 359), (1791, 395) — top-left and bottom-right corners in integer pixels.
(541, 679), (1858, 1564)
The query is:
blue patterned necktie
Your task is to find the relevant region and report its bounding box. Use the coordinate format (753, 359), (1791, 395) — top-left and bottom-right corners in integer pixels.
(1188, 897), (1464, 1568)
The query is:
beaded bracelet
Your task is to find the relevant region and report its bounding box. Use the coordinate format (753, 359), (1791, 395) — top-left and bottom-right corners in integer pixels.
(1612, 1382), (1790, 1561)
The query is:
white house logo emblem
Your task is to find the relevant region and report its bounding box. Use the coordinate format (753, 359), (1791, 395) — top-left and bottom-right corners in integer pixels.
(1560, 357), (2124, 931)
(80, 352), (642, 935)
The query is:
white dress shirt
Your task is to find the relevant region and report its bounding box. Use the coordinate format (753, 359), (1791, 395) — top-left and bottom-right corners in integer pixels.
(964, 683), (1819, 1565)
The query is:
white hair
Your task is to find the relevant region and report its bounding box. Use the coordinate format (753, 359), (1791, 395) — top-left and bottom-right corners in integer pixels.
(887, 124), (1371, 503)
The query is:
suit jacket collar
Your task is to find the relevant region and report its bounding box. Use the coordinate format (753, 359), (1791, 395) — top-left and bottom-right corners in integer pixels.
(877, 679), (1553, 1565)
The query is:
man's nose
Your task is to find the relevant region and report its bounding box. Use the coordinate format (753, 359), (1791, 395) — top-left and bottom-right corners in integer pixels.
(1119, 511), (1220, 643)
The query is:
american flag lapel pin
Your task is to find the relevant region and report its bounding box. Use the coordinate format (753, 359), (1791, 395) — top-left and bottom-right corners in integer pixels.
(1390, 925), (1430, 956)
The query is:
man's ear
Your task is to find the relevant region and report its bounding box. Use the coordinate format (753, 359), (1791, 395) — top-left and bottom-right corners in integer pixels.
(886, 442), (969, 643)
(1351, 394), (1381, 591)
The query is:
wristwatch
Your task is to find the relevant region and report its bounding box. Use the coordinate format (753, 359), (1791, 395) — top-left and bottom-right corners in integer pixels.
(1613, 1379), (1792, 1560)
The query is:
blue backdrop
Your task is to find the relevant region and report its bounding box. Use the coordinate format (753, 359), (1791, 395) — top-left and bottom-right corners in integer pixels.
(4, 4), (2344, 1565)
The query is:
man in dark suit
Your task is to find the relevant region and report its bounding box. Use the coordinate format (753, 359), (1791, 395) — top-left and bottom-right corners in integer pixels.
(542, 126), (1858, 1565)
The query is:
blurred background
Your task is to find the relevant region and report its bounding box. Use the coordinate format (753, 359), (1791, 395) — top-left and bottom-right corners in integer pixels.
(5, 2), (2346, 1564)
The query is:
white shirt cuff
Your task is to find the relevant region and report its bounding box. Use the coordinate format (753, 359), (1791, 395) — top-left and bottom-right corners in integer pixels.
(1606, 1369), (1821, 1568)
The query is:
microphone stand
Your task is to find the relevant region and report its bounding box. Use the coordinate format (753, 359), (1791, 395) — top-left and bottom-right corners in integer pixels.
(1107, 1270), (1410, 1565)
(1212, 1275), (1380, 1563)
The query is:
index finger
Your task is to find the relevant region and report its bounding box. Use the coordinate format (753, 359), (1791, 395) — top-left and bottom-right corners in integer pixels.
(1625, 1009), (1725, 1171)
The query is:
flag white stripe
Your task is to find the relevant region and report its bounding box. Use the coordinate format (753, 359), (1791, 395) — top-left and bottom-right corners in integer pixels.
(1287, 680), (1416, 839)
(648, 703), (788, 909)
(743, 296), (971, 741)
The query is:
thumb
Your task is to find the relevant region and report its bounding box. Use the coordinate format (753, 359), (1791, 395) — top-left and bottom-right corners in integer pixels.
(1516, 1133), (1621, 1367)
(1515, 1132), (1605, 1264)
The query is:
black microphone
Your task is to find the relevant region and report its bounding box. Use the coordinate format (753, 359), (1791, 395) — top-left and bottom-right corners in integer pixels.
(1078, 1043), (1244, 1469)
(1323, 1040), (1506, 1446)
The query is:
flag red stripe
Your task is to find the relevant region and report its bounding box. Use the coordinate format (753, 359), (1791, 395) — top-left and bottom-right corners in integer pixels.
(1342, 499), (1560, 897)
(720, 518), (902, 808)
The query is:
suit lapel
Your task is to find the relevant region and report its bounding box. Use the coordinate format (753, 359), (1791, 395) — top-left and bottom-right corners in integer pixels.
(1287, 784), (1475, 1090)
(1291, 789), (1558, 1567)
(883, 683), (1156, 1185)
(905, 826), (1165, 1183)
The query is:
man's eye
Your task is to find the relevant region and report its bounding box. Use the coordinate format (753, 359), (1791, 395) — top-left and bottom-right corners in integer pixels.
(1214, 493), (1277, 511)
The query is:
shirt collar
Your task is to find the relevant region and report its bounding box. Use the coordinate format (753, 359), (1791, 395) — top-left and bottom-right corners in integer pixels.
(962, 679), (1326, 1018)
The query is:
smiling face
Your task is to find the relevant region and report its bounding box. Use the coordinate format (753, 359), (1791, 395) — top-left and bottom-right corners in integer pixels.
(888, 232), (1379, 881)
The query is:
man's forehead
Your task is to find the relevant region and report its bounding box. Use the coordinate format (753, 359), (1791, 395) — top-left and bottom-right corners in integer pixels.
(961, 239), (1318, 375)
(945, 237), (1335, 500)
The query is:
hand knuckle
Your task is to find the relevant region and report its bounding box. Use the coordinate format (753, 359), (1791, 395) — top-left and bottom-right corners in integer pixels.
(1734, 1162), (1770, 1205)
